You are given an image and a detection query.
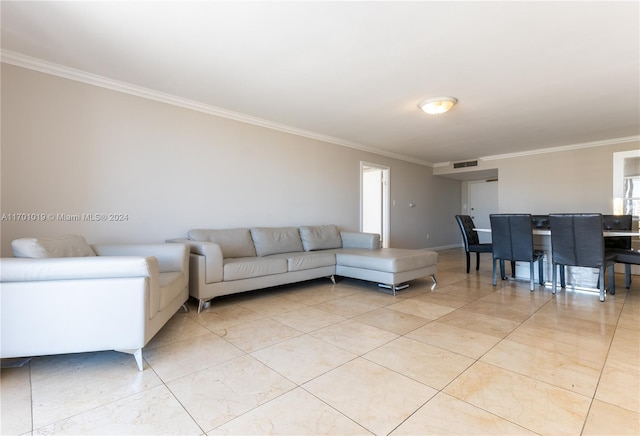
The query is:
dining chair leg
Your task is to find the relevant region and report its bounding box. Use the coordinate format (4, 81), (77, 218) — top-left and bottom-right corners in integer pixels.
(492, 258), (498, 286)
(529, 262), (534, 291)
(599, 267), (606, 302)
(476, 252), (481, 271)
(608, 266), (616, 295)
(465, 252), (470, 273)
(538, 259), (544, 285)
(625, 264), (631, 289)
(560, 265), (566, 288)
(552, 263), (557, 295)
(511, 261), (516, 278)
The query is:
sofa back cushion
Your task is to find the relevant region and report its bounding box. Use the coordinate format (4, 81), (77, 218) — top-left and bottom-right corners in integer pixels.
(12, 235), (96, 258)
(188, 228), (256, 258)
(250, 227), (304, 257)
(299, 225), (342, 251)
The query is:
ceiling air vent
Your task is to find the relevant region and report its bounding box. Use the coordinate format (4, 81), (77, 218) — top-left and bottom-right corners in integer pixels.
(453, 160), (478, 169)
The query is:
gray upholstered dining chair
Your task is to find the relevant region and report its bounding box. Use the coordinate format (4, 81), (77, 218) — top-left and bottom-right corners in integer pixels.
(603, 214), (638, 290)
(548, 213), (616, 302)
(490, 214), (544, 291)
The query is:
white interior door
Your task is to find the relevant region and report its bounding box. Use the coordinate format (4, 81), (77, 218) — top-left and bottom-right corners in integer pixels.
(468, 180), (498, 243)
(361, 162), (390, 247)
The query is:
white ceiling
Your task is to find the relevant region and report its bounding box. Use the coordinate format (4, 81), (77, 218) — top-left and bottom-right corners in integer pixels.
(2, 1), (639, 166)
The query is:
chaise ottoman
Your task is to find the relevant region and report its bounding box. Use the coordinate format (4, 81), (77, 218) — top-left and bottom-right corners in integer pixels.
(335, 248), (438, 294)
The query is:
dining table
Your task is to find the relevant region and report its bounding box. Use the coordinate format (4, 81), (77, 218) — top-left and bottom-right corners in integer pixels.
(473, 227), (639, 290)
(474, 228), (640, 237)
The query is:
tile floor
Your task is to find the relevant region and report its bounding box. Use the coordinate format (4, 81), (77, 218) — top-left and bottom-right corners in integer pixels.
(2, 248), (639, 435)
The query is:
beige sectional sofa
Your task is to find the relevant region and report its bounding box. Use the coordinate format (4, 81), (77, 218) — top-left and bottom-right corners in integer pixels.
(170, 225), (437, 312)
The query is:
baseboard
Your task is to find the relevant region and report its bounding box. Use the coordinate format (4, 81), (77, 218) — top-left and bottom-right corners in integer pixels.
(421, 244), (463, 251)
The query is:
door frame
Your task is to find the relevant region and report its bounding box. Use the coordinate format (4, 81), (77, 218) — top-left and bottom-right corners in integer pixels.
(360, 161), (390, 248)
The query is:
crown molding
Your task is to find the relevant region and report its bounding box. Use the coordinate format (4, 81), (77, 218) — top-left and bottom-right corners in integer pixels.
(1, 50), (434, 167)
(479, 135), (640, 161)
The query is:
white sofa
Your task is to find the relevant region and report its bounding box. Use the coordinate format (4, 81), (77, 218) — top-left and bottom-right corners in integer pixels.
(0, 235), (189, 370)
(170, 225), (438, 312)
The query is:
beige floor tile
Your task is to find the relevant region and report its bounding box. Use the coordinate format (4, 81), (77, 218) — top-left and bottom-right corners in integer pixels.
(312, 296), (382, 318)
(480, 339), (602, 396)
(237, 293), (308, 316)
(309, 319), (398, 355)
(413, 288), (481, 308)
(341, 290), (399, 308)
(193, 303), (264, 331)
(506, 322), (611, 365)
(595, 359), (640, 413)
(279, 282), (349, 305)
(462, 299), (539, 322)
(427, 270), (478, 287)
(480, 286), (551, 305)
(210, 387), (371, 435)
(386, 298), (456, 320)
(251, 334), (356, 384)
(543, 297), (623, 326)
(212, 317), (302, 353)
(168, 355), (295, 432)
(437, 309), (522, 338)
(353, 307), (430, 335)
(33, 385), (202, 435)
(304, 358), (437, 435)
(145, 312), (212, 350)
(143, 333), (244, 382)
(30, 351), (162, 429)
(364, 336), (474, 389)
(0, 364), (32, 436)
(406, 321), (502, 359)
(391, 392), (537, 435)
(272, 305), (346, 332)
(518, 309), (617, 340)
(607, 326), (640, 367)
(582, 399), (640, 435)
(444, 361), (591, 435)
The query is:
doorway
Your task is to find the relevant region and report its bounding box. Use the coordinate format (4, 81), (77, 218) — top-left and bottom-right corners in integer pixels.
(468, 180), (499, 244)
(361, 162), (390, 248)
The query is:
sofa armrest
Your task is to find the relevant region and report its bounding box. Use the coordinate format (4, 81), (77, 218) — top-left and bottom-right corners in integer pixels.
(340, 232), (381, 250)
(169, 239), (224, 284)
(0, 256), (159, 282)
(92, 243), (188, 274)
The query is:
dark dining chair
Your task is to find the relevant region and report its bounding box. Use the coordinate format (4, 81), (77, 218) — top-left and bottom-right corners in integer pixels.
(490, 214), (544, 291)
(548, 213), (616, 302)
(603, 214), (638, 290)
(455, 215), (506, 277)
(455, 215), (492, 273)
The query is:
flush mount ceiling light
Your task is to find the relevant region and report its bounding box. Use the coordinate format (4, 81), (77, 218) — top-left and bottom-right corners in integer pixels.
(418, 96), (458, 115)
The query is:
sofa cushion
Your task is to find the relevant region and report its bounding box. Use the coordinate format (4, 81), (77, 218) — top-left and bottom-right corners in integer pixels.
(268, 251), (336, 272)
(299, 225), (342, 251)
(12, 235), (96, 258)
(250, 227), (304, 257)
(336, 248), (438, 273)
(188, 228), (256, 258)
(223, 257), (288, 281)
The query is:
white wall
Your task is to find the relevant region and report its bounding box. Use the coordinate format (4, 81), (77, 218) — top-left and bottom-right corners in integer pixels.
(0, 64), (462, 256)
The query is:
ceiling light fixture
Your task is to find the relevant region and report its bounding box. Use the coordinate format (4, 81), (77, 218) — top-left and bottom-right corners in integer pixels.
(418, 97), (458, 115)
